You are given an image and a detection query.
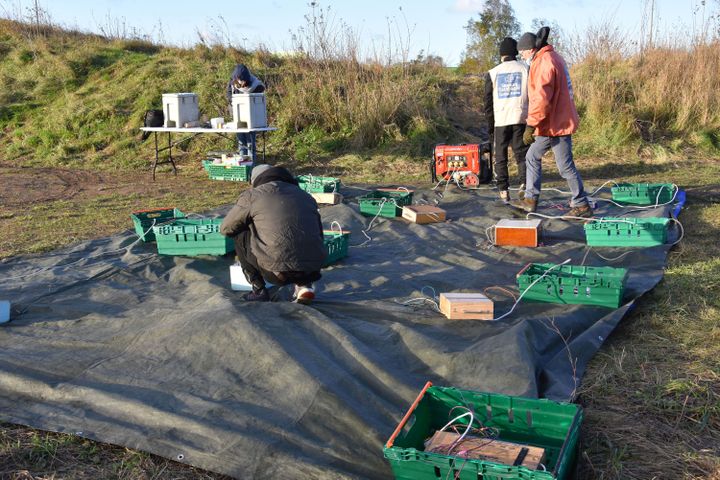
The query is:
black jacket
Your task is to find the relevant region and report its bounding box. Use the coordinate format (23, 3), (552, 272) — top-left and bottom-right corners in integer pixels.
(220, 167), (326, 272)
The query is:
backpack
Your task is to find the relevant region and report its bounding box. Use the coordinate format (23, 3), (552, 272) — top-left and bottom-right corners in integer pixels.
(141, 109), (164, 140)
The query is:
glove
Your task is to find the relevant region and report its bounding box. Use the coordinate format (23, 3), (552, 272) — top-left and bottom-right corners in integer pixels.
(523, 125), (536, 146)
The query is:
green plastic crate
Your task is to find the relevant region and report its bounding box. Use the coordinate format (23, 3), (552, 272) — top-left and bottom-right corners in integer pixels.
(202, 160), (253, 182)
(323, 230), (350, 266)
(297, 175), (340, 193)
(130, 208), (185, 242)
(152, 218), (233, 256)
(610, 183), (676, 205)
(516, 263), (628, 309)
(384, 383), (583, 480)
(359, 190), (413, 218)
(584, 217), (670, 247)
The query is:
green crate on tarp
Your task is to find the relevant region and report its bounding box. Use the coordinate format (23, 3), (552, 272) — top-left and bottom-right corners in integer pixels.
(130, 207), (185, 242)
(323, 230), (350, 266)
(384, 382), (583, 480)
(359, 189), (413, 218)
(516, 263), (628, 309)
(611, 183), (676, 205)
(297, 175), (340, 193)
(202, 160), (253, 182)
(153, 218), (233, 256)
(584, 217), (670, 247)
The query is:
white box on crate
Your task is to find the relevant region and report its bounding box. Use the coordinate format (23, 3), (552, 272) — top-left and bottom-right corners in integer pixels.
(229, 265), (271, 291)
(162, 93), (199, 128)
(231, 93), (267, 128)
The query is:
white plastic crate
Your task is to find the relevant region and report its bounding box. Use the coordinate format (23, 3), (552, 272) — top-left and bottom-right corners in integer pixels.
(231, 93), (267, 128)
(162, 93), (199, 128)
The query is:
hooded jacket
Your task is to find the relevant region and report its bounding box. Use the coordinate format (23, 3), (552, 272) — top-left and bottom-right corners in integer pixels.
(220, 167), (327, 273)
(526, 45), (579, 137)
(226, 64), (265, 104)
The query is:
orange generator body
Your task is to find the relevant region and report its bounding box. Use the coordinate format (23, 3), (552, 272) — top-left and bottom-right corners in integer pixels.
(431, 143), (492, 187)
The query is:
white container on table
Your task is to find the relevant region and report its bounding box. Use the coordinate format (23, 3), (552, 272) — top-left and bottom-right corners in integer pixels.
(231, 93), (267, 128)
(162, 93), (199, 128)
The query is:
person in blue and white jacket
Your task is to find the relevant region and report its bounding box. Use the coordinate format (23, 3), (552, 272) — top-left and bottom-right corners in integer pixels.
(483, 37), (529, 203)
(226, 64), (265, 157)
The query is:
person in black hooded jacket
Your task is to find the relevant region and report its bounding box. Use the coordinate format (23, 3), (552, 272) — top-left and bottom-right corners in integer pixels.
(220, 164), (326, 303)
(227, 64), (266, 158)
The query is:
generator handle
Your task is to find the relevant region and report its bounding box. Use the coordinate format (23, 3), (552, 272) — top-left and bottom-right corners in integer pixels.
(385, 381), (433, 448)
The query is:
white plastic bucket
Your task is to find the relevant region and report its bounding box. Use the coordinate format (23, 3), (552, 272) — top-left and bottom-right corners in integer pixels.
(211, 117), (225, 129)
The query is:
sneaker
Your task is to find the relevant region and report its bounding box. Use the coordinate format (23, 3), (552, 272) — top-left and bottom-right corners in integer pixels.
(499, 190), (510, 203)
(245, 288), (270, 302)
(511, 197), (538, 213)
(293, 285), (315, 305)
(566, 203), (594, 219)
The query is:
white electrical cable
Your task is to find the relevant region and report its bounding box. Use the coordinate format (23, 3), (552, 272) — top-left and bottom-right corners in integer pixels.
(438, 410), (476, 452)
(491, 258), (572, 321)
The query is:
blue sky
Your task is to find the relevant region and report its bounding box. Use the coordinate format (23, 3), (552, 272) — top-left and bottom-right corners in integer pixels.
(4, 0), (711, 65)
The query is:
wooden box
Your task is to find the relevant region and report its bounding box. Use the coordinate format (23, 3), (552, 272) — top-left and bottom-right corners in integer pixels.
(494, 219), (542, 247)
(402, 205), (446, 224)
(439, 293), (494, 320)
(425, 431), (546, 470)
(310, 192), (343, 205)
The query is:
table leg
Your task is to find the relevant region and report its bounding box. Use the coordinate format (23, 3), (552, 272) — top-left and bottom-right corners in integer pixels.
(168, 132), (177, 176)
(152, 132), (159, 181)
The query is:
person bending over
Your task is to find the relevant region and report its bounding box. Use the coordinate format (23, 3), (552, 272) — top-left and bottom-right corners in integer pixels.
(220, 164), (326, 304)
(226, 63), (265, 158)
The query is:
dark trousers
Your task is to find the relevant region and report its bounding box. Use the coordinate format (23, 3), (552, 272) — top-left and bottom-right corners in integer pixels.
(233, 230), (321, 291)
(493, 124), (528, 191)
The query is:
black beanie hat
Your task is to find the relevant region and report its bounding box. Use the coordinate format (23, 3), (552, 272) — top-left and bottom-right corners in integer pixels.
(499, 37), (518, 57)
(517, 32), (537, 51)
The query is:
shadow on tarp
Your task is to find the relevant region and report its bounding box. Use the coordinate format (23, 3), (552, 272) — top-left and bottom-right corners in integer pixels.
(0, 187), (681, 479)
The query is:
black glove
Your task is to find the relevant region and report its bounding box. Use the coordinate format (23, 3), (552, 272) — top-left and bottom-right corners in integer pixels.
(523, 125), (536, 146)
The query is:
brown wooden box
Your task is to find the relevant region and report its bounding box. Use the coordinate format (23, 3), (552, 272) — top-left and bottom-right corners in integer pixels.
(494, 219), (542, 247)
(310, 192), (343, 205)
(425, 431), (546, 470)
(439, 293), (494, 320)
(402, 205), (446, 224)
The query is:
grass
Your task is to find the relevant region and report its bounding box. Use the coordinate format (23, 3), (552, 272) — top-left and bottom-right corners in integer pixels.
(1, 155), (719, 479)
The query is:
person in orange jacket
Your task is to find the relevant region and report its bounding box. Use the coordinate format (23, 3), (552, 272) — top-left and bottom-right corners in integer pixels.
(512, 28), (593, 218)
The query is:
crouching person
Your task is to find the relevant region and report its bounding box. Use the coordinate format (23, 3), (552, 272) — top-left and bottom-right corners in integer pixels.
(220, 164), (327, 304)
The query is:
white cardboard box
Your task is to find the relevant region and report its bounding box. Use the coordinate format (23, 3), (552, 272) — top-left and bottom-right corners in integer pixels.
(162, 93), (199, 128)
(231, 93), (267, 128)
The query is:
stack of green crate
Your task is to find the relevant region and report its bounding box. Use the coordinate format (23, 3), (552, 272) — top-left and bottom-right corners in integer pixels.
(610, 183), (676, 205)
(359, 189), (413, 218)
(152, 218), (233, 256)
(384, 383), (583, 480)
(130, 208), (185, 242)
(516, 263), (628, 308)
(584, 217), (670, 247)
(323, 230), (350, 266)
(202, 160), (253, 182)
(297, 175), (340, 193)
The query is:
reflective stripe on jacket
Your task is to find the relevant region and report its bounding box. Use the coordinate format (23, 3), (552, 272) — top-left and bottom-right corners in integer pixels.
(488, 60), (529, 127)
(527, 45), (579, 137)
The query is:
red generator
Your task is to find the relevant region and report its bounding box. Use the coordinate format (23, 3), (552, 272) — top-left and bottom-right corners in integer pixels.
(431, 143), (492, 187)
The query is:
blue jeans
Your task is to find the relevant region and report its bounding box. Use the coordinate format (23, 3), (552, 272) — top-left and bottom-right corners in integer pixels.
(525, 135), (588, 207)
(236, 132), (256, 158)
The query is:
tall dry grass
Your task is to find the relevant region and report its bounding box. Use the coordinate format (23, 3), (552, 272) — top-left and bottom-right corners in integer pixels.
(569, 21), (720, 157)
